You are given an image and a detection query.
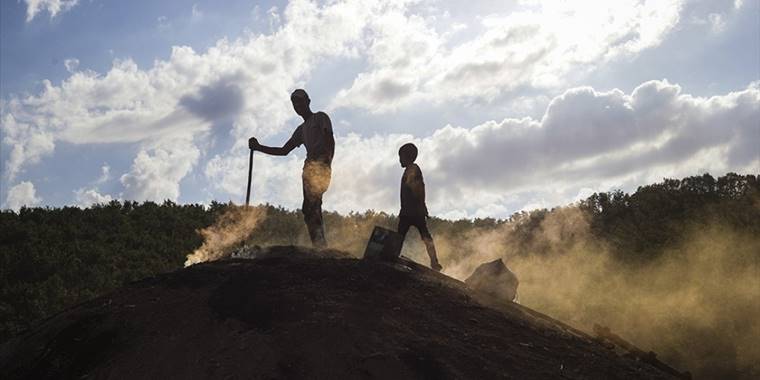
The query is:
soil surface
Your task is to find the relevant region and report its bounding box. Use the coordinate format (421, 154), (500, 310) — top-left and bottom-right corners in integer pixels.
(0, 246), (678, 379)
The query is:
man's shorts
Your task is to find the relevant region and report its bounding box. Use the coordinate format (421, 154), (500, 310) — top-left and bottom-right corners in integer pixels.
(302, 160), (331, 218)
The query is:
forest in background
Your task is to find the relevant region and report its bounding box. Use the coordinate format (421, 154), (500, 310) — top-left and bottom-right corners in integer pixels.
(1, 173), (758, 378)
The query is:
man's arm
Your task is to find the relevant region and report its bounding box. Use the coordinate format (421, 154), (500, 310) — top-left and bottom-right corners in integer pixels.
(321, 113), (335, 162)
(249, 131), (300, 156)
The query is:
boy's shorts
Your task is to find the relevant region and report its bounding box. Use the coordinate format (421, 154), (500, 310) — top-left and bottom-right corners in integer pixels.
(398, 215), (433, 241)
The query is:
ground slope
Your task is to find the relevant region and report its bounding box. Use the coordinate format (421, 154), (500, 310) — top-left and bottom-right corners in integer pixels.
(1, 246), (677, 379)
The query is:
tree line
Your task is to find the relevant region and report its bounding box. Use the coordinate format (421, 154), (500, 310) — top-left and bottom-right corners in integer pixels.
(1, 172), (757, 342)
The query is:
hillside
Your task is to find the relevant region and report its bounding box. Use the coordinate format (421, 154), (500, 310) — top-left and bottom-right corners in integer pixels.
(0, 246), (679, 380)
(1, 173), (758, 378)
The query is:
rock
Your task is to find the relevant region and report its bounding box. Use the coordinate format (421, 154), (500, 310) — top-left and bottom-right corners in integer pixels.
(362, 226), (403, 261)
(465, 258), (519, 302)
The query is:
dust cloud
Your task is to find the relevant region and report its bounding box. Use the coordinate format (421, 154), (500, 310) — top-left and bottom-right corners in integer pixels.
(184, 206), (267, 267)
(433, 207), (760, 379)
(183, 202), (758, 378)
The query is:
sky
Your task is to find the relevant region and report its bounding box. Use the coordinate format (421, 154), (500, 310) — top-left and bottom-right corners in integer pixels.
(1, 0), (758, 218)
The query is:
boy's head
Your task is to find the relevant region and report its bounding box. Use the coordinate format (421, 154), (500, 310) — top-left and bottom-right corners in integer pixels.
(398, 143), (418, 167)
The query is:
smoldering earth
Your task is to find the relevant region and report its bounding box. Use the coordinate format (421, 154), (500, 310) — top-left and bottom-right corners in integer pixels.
(184, 206), (267, 266)
(185, 205), (760, 379)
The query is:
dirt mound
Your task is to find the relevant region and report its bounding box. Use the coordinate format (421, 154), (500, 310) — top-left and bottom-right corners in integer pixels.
(1, 246), (678, 379)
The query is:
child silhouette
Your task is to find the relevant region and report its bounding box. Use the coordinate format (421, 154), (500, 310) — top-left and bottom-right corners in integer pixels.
(397, 143), (442, 271)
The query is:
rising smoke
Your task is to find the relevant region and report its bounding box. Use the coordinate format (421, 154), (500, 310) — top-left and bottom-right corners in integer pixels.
(434, 207), (760, 379)
(184, 206), (267, 267)
(185, 203), (759, 378)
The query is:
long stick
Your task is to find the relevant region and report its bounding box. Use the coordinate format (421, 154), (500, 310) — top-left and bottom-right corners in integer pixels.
(235, 148), (254, 255)
(245, 148), (254, 207)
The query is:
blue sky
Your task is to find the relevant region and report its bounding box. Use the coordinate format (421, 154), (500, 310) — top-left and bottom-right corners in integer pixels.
(1, 0), (758, 218)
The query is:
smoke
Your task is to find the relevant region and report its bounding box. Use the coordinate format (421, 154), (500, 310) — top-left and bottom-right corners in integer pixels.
(184, 206), (267, 267)
(429, 206), (760, 379)
(183, 200), (758, 378)
(323, 211), (396, 255)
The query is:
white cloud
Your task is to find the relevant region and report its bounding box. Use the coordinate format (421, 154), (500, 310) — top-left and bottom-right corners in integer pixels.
(4, 0), (398, 202)
(0, 0), (695, 183)
(96, 164), (110, 184)
(5, 181), (41, 211)
(420, 80), (759, 214)
(1, 114), (55, 180)
(685, 0), (746, 33)
(191, 4), (203, 20)
(228, 80), (759, 218)
(74, 187), (113, 206)
(120, 140), (201, 202)
(331, 0), (684, 112)
(4, 0), (755, 216)
(157, 16), (170, 29)
(64, 58), (80, 73)
(24, 0), (79, 22)
(4, 0), (391, 149)
(267, 6), (282, 31)
(205, 150), (304, 207)
(708, 13), (727, 32)
(71, 165), (114, 206)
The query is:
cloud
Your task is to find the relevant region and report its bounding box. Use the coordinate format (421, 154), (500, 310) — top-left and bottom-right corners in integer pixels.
(5, 181), (41, 211)
(64, 58), (80, 73)
(267, 6), (282, 32)
(3, 0), (755, 213)
(24, 0), (79, 22)
(685, 1), (744, 33)
(223, 80), (759, 218)
(74, 187), (113, 207)
(1, 114), (55, 181)
(4, 0), (398, 202)
(15, 0), (385, 134)
(72, 164), (114, 206)
(427, 80), (759, 194)
(179, 75), (245, 123)
(120, 140), (201, 202)
(708, 13), (727, 32)
(157, 16), (170, 29)
(191, 4), (203, 20)
(96, 164), (110, 184)
(331, 0), (685, 112)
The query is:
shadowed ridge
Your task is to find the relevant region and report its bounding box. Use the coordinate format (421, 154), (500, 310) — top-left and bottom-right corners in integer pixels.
(1, 246), (679, 380)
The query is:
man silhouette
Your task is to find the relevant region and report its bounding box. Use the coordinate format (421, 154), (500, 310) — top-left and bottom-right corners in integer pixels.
(248, 89), (335, 248)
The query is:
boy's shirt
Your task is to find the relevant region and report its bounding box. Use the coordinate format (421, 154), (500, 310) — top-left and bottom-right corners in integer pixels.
(400, 163), (429, 217)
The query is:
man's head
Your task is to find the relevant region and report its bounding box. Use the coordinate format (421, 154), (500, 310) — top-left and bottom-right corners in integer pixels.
(398, 143), (418, 167)
(291, 89), (311, 117)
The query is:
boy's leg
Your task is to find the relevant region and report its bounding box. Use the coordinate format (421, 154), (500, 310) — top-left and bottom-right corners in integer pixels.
(415, 217), (442, 271)
(397, 216), (412, 238)
(423, 239), (442, 271)
(397, 216), (413, 256)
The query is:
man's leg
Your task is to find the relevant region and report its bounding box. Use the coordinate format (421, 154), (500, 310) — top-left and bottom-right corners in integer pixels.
(302, 192), (327, 248)
(415, 217), (442, 271)
(302, 161), (330, 248)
